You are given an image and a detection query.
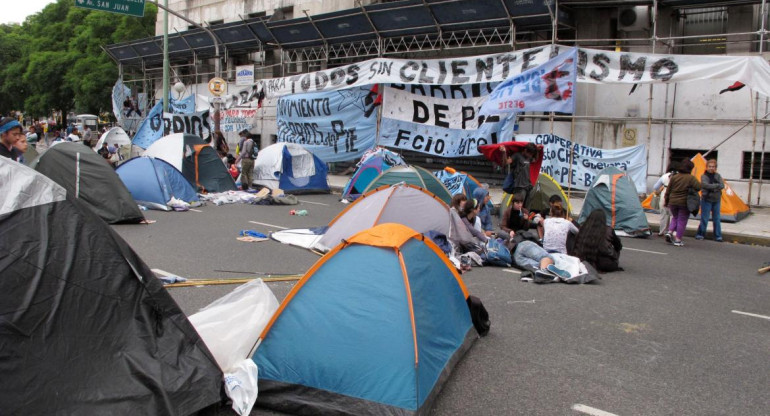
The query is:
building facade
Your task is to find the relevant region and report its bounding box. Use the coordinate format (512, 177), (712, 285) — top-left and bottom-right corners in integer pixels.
(107, 0), (770, 205)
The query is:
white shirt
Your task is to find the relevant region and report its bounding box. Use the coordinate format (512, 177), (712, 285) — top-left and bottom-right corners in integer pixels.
(67, 133), (80, 142)
(543, 217), (579, 254)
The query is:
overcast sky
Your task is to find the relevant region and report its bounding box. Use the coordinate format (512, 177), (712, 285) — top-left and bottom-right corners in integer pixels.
(3, 1), (57, 25)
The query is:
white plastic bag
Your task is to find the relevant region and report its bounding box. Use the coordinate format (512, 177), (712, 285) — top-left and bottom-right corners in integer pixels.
(224, 359), (260, 416)
(189, 279), (279, 372)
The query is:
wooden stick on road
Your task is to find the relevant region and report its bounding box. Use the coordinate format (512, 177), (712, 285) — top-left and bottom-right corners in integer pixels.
(164, 275), (302, 288)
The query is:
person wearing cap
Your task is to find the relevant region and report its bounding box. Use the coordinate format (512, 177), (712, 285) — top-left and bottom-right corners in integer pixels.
(0, 117), (25, 162)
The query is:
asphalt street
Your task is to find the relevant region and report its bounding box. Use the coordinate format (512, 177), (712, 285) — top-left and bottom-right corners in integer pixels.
(112, 193), (770, 416)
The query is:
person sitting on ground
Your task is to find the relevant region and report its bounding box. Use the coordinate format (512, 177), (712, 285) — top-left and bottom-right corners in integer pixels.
(97, 142), (111, 160)
(512, 240), (569, 280)
(499, 195), (539, 246)
(461, 199), (490, 244)
(535, 194), (566, 240)
(450, 194), (467, 214)
(542, 205), (579, 254)
(573, 209), (623, 272)
(472, 187), (495, 237)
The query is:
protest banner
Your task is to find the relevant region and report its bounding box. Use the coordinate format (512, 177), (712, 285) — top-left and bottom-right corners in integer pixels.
(378, 84), (515, 157)
(515, 134), (648, 192)
(220, 109), (258, 133)
(480, 48), (577, 116)
(276, 85), (378, 162)
(247, 44), (770, 99)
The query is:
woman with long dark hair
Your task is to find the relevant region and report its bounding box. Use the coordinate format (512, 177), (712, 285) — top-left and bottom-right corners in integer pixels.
(664, 158), (701, 247)
(573, 209), (623, 272)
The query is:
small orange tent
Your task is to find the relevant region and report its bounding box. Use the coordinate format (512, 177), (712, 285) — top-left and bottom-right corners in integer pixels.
(642, 153), (750, 222)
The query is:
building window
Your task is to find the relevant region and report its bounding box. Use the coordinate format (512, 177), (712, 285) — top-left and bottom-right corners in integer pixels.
(742, 152), (770, 180)
(207, 19), (224, 26)
(248, 11), (266, 19)
(669, 149), (717, 170)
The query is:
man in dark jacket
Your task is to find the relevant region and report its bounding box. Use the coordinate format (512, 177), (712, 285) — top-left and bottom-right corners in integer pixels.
(695, 158), (725, 242)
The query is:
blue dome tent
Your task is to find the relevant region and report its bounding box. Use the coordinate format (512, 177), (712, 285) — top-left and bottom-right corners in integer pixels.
(116, 156), (199, 211)
(254, 223), (478, 415)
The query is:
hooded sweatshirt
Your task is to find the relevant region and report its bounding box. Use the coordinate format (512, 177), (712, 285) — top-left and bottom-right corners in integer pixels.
(472, 187), (493, 232)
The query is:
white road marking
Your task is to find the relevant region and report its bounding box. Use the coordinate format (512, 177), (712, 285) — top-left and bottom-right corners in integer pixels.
(189, 208), (202, 212)
(572, 404), (619, 416)
(624, 247), (667, 255)
(249, 220), (288, 230)
(731, 310), (770, 321)
(298, 200), (329, 206)
(502, 269), (522, 274)
(151, 268), (176, 277)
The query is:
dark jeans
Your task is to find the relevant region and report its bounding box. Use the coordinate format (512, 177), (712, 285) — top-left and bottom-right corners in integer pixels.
(696, 199), (722, 240)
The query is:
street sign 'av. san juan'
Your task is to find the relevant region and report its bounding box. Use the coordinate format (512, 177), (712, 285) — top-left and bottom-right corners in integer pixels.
(74, 0), (145, 17)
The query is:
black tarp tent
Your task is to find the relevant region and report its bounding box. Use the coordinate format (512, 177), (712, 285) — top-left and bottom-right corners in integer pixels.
(30, 142), (144, 224)
(0, 157), (224, 414)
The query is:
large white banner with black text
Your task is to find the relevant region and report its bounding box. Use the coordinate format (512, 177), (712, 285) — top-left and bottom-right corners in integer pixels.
(253, 45), (770, 98)
(378, 84), (515, 157)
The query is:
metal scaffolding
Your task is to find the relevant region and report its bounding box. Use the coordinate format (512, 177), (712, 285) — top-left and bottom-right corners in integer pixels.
(105, 0), (770, 205)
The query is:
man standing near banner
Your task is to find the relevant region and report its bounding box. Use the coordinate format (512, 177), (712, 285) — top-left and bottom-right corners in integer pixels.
(238, 134), (256, 191)
(501, 142), (538, 205)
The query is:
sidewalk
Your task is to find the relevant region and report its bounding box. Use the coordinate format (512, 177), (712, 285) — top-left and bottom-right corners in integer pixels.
(327, 174), (770, 246)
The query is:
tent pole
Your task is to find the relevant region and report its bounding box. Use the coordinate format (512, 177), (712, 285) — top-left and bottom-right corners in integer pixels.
(645, 0), (658, 179)
(749, 0), (767, 206)
(758, 97), (768, 205)
(750, 90), (758, 205)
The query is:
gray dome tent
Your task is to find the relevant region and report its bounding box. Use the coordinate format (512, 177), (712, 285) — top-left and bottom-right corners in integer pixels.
(30, 142), (144, 224)
(578, 166), (651, 237)
(0, 157), (223, 414)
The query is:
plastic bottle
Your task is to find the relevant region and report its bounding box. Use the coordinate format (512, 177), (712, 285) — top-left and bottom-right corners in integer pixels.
(296, 209), (308, 216)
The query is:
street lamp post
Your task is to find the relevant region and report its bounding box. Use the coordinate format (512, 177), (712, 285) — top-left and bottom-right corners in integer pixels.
(149, 0), (222, 139)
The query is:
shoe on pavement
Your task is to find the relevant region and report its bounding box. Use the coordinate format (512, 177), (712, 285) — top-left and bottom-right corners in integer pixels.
(534, 270), (558, 283)
(716, 237), (723, 242)
(665, 232), (672, 243)
(673, 240), (684, 247)
(546, 264), (571, 280)
(695, 235), (704, 240)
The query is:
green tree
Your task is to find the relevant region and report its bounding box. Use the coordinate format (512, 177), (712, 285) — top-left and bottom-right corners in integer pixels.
(0, 0), (157, 118)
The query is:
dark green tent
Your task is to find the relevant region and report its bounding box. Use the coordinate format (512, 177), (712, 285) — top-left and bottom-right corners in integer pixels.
(30, 142), (144, 224)
(578, 166), (651, 237)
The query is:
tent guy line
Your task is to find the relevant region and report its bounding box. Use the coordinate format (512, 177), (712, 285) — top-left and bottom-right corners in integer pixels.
(572, 403), (619, 416)
(249, 221), (288, 229)
(189, 208), (202, 212)
(731, 310), (770, 321)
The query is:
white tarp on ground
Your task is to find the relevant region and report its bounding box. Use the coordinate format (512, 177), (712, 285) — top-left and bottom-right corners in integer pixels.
(271, 183), (451, 252)
(254, 44), (770, 98)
